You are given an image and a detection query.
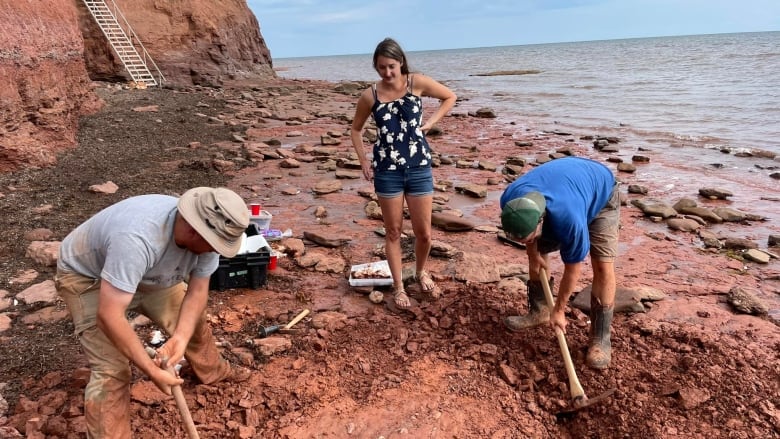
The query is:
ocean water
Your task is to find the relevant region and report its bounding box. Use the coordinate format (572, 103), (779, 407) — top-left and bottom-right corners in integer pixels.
(275, 32), (780, 159)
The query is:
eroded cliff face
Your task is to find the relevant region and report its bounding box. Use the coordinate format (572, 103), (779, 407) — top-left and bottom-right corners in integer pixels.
(79, 0), (275, 86)
(0, 0), (102, 171)
(1, 0), (275, 171)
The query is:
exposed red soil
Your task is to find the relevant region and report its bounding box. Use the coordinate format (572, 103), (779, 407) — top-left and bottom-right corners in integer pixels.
(0, 78), (778, 438)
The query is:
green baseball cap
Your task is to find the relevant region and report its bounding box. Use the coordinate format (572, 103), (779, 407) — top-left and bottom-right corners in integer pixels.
(501, 191), (546, 238)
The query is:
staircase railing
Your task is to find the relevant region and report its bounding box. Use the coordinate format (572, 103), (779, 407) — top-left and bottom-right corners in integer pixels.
(82, 0), (166, 87)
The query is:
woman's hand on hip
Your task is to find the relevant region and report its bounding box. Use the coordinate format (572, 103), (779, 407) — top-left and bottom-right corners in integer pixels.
(361, 161), (373, 181)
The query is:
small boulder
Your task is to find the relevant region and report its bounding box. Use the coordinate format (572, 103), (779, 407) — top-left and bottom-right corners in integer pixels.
(711, 207), (747, 222)
(667, 218), (702, 232)
(16, 280), (58, 305)
(631, 199), (677, 219)
(727, 286), (767, 315)
(698, 188), (732, 200)
(89, 181), (119, 194)
(743, 249), (770, 264)
(312, 180), (342, 195)
(617, 163), (636, 173)
(431, 212), (475, 232)
(676, 206), (722, 223)
(454, 183), (488, 198)
(26, 241), (60, 267)
(472, 107), (497, 118)
(723, 238), (757, 250)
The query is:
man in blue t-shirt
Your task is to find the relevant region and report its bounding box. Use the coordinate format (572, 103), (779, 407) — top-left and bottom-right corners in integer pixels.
(499, 157), (620, 369)
(56, 187), (251, 437)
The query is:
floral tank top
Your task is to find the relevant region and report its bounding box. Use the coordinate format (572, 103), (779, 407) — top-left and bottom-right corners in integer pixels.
(371, 74), (432, 171)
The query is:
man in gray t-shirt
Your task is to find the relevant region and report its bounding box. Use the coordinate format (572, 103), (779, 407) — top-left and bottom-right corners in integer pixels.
(56, 186), (250, 438)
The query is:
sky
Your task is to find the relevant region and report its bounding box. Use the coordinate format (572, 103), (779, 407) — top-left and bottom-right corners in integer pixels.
(246, 0), (780, 59)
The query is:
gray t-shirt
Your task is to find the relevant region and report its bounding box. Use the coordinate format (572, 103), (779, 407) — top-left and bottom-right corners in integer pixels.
(58, 194), (218, 293)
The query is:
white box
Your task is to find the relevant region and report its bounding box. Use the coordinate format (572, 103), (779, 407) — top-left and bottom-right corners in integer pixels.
(238, 234), (270, 254)
(348, 260), (393, 287)
(249, 210), (273, 232)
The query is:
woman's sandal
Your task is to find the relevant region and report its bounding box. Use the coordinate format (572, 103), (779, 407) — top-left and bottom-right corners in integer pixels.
(394, 288), (411, 309)
(417, 270), (440, 299)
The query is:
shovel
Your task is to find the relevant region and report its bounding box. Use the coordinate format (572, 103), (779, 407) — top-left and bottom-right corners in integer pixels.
(539, 268), (615, 415)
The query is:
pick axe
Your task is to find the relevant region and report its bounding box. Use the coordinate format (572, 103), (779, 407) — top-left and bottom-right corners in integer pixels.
(539, 268), (615, 415)
(145, 347), (199, 439)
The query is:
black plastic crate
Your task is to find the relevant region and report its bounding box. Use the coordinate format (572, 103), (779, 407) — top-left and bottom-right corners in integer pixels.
(209, 247), (271, 291)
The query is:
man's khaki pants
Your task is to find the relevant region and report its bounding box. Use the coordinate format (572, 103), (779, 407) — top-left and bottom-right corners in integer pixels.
(55, 270), (230, 439)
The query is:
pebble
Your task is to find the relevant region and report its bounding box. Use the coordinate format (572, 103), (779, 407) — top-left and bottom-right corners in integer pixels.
(369, 290), (384, 304)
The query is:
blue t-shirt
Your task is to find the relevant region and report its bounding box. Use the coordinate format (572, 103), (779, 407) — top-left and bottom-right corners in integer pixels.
(500, 157), (615, 263)
(58, 195), (218, 293)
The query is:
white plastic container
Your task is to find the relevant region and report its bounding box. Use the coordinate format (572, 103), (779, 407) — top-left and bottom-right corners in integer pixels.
(349, 260), (393, 287)
(238, 234), (270, 254)
(249, 210), (272, 231)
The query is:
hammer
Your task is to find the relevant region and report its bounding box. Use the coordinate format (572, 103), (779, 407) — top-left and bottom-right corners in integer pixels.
(258, 309), (310, 338)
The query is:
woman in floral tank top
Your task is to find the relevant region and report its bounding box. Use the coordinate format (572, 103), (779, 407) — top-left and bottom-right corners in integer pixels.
(351, 38), (457, 309)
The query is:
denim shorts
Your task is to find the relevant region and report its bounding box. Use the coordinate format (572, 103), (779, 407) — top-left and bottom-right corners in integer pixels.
(373, 166), (434, 198)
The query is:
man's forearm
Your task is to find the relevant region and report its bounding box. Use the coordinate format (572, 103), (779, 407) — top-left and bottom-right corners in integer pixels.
(526, 241), (544, 280)
(97, 311), (159, 376)
(173, 277), (210, 341)
(555, 262), (582, 311)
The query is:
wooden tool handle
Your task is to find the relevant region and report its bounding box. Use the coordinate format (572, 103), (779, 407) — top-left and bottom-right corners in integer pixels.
(539, 268), (586, 401)
(284, 309), (310, 330)
(171, 383), (200, 439)
(164, 362), (200, 439)
(146, 349), (199, 438)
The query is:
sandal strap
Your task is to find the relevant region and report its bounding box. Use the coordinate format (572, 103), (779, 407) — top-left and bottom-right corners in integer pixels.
(416, 270), (431, 280)
(393, 288), (411, 309)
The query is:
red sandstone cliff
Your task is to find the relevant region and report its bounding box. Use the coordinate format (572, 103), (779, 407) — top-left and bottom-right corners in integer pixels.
(0, 0), (101, 172)
(78, 0), (275, 86)
(0, 0), (275, 171)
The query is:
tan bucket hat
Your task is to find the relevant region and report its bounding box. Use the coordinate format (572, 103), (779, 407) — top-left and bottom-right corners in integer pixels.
(177, 187), (249, 257)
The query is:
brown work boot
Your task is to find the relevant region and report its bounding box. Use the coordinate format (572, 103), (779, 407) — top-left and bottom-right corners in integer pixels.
(504, 278), (552, 332)
(586, 297), (614, 369)
(219, 364), (253, 383)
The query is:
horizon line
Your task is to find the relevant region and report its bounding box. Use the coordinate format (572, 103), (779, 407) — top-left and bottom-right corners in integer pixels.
(273, 29), (778, 60)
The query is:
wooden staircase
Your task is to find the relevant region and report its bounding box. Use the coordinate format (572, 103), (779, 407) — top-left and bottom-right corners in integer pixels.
(82, 0), (165, 87)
